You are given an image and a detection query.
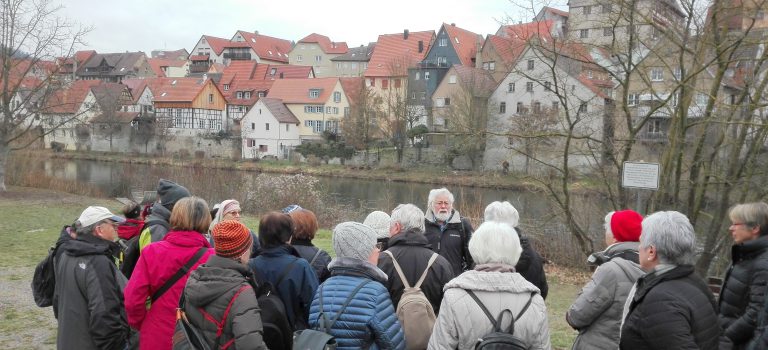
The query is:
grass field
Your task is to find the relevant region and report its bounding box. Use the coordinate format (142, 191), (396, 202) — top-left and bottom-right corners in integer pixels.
(0, 186), (580, 349)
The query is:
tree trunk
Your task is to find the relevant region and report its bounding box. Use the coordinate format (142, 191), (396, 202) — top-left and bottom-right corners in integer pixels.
(0, 144), (8, 191)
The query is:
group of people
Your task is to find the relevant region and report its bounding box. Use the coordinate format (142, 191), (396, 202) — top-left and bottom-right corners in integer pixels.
(45, 177), (768, 349)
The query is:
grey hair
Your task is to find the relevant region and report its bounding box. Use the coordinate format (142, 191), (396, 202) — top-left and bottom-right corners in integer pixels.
(729, 202), (768, 236)
(484, 201), (519, 227)
(76, 220), (98, 237)
(640, 211), (696, 265)
(604, 211), (615, 240)
(391, 204), (426, 232)
(468, 221), (522, 266)
(427, 188), (454, 209)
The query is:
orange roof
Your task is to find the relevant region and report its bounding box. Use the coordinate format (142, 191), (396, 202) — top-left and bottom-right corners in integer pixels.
(147, 58), (186, 77)
(254, 64), (314, 80)
(235, 31), (292, 63)
(501, 20), (554, 41)
(75, 50), (97, 65)
(201, 35), (232, 55)
(143, 77), (219, 103)
(40, 80), (102, 114)
(260, 98), (300, 124)
(442, 24), (483, 66)
(365, 30), (435, 77)
(121, 78), (148, 103)
(225, 79), (274, 105)
(220, 61), (259, 86)
(486, 34), (528, 68)
(339, 77), (364, 107)
(266, 77), (340, 104)
(298, 33), (349, 54)
(451, 65), (498, 97)
(542, 6), (569, 17)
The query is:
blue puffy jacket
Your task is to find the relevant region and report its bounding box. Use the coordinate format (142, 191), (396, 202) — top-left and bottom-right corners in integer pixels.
(309, 257), (405, 350)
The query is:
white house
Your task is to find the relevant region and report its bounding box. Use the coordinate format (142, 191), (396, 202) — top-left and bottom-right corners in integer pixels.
(484, 43), (612, 172)
(241, 97), (301, 159)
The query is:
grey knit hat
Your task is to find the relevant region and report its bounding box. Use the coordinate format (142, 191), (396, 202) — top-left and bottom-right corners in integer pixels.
(363, 211), (391, 239)
(157, 179), (190, 208)
(332, 222), (378, 261)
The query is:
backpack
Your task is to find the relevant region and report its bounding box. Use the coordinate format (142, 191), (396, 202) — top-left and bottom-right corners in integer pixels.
(383, 250), (439, 350)
(121, 219), (169, 279)
(293, 279), (371, 350)
(173, 285), (251, 350)
(255, 281), (294, 350)
(31, 246), (57, 307)
(466, 290), (536, 350)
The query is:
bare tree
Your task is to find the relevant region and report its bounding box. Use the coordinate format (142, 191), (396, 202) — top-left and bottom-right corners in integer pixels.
(341, 82), (383, 161)
(0, 0), (90, 190)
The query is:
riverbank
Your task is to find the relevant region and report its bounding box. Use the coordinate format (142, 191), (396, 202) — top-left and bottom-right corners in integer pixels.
(41, 149), (538, 191)
(0, 186), (583, 349)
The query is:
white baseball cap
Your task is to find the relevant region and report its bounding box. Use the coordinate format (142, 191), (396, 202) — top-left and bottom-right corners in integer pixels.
(78, 206), (125, 227)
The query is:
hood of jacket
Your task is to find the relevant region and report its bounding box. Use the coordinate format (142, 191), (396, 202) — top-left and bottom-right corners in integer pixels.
(61, 233), (120, 257)
(163, 230), (212, 248)
(388, 228), (430, 248)
(329, 256), (388, 283)
(185, 255), (252, 307)
(146, 202), (172, 224)
(605, 241), (639, 255)
(444, 269), (541, 294)
(425, 208), (463, 224)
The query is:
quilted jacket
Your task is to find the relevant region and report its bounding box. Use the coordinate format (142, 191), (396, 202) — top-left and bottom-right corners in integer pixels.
(308, 257), (405, 350)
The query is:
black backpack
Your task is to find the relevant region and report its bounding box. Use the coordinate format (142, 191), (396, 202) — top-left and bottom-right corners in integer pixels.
(121, 219), (169, 279)
(255, 281), (293, 349)
(31, 246), (57, 307)
(466, 290), (536, 350)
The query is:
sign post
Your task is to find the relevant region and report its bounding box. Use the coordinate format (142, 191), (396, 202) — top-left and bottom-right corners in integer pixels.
(622, 162), (660, 213)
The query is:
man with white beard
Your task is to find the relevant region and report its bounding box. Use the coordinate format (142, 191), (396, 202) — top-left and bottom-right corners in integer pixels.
(423, 188), (474, 277)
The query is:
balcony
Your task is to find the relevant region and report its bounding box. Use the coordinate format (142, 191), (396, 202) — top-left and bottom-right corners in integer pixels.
(417, 60), (450, 69)
(189, 64), (210, 73)
(223, 52), (252, 60)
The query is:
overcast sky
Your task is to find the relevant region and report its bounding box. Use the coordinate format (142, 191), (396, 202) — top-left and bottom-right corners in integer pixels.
(55, 0), (567, 55)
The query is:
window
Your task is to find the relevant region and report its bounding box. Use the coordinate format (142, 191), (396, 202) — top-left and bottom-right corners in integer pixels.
(696, 93), (708, 105)
(579, 102), (588, 113)
(251, 123), (255, 130)
(394, 79), (401, 88)
(424, 72), (430, 80)
(265, 123), (270, 131)
(315, 55), (322, 62)
(526, 82), (534, 92)
(420, 92), (426, 100)
(586, 70), (593, 78)
(244, 91), (251, 99)
(527, 59), (534, 70)
(516, 102), (523, 113)
(628, 93), (639, 106)
(326, 106), (332, 114)
(544, 81), (551, 91)
(444, 98), (450, 106)
(370, 78), (375, 87)
(236, 91), (243, 99)
(580, 29), (589, 39)
(437, 57), (447, 66)
(489, 62), (495, 70)
(552, 101), (559, 110)
(259, 145), (268, 152)
(482, 62), (489, 70)
(382, 79), (389, 89)
(648, 119), (661, 134)
(583, 5), (591, 14)
(247, 139), (255, 147)
(286, 124), (289, 131)
(449, 75), (457, 84)
(223, 84), (230, 91)
(297, 55), (302, 62)
(673, 67), (682, 80)
(334, 91), (341, 102)
(508, 82), (515, 92)
(499, 102), (506, 113)
(414, 72), (420, 80)
(208, 94), (213, 103)
(309, 89), (321, 98)
(533, 102), (541, 113)
(439, 37), (448, 46)
(650, 68), (664, 81)
(436, 98), (445, 107)
(344, 107), (350, 116)
(270, 68), (277, 76)
(411, 92), (416, 100)
(602, 4), (612, 13)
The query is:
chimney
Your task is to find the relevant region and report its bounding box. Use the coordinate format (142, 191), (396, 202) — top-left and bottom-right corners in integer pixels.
(418, 40), (424, 53)
(404, 29), (409, 39)
(279, 72), (284, 79)
(254, 30), (259, 35)
(451, 23), (456, 26)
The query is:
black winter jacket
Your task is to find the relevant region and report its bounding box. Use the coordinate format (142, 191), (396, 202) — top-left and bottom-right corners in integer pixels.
(424, 209), (474, 277)
(292, 239), (332, 282)
(719, 235), (768, 349)
(515, 227), (548, 299)
(144, 203), (172, 243)
(620, 264), (720, 350)
(53, 234), (129, 350)
(183, 255), (267, 350)
(377, 229), (455, 314)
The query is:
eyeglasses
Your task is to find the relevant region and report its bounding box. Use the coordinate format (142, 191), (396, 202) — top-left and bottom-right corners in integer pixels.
(731, 222), (750, 228)
(100, 221), (118, 229)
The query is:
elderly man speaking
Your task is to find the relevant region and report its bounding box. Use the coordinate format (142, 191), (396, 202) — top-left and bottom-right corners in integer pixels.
(424, 187), (474, 277)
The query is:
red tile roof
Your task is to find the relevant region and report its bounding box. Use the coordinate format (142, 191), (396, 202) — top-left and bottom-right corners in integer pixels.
(260, 98), (300, 124)
(75, 50), (97, 65)
(266, 77), (340, 104)
(486, 34), (528, 68)
(235, 31), (292, 63)
(253, 64), (314, 80)
(190, 55), (210, 61)
(442, 24), (483, 67)
(225, 79), (274, 105)
(298, 33), (349, 54)
(365, 30), (435, 77)
(201, 35), (232, 55)
(220, 61), (259, 86)
(40, 80), (103, 114)
(451, 65), (498, 97)
(500, 20), (554, 41)
(147, 58), (186, 77)
(144, 77), (218, 103)
(339, 77), (364, 107)
(542, 6), (569, 17)
(121, 78), (148, 103)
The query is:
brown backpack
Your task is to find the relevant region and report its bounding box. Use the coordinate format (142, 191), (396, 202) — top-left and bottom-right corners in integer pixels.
(384, 250), (439, 350)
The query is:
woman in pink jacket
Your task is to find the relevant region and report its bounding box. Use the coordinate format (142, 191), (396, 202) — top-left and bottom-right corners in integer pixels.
(124, 197), (214, 350)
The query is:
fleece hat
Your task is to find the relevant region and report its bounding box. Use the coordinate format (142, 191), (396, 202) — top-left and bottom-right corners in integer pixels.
(78, 206), (125, 227)
(363, 211), (391, 239)
(332, 222), (378, 261)
(157, 179), (190, 208)
(212, 220), (253, 259)
(610, 210), (643, 242)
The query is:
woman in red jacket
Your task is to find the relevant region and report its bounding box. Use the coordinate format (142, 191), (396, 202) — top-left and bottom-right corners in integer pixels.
(117, 201), (144, 240)
(124, 197), (214, 350)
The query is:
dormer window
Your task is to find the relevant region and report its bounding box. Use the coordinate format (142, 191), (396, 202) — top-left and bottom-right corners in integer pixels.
(270, 68), (277, 76)
(236, 91), (243, 99)
(223, 84), (230, 91)
(309, 89), (321, 98)
(244, 91), (252, 99)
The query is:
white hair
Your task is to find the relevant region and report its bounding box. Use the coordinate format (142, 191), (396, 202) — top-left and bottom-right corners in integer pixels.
(604, 211), (615, 240)
(484, 201), (519, 227)
(391, 204), (425, 232)
(468, 221), (522, 266)
(427, 188), (454, 209)
(640, 211), (696, 265)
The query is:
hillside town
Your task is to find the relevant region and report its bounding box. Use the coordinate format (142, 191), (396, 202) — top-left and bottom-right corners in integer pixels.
(3, 1), (767, 172)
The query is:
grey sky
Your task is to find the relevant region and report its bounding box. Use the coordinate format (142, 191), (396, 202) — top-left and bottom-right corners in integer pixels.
(55, 0), (566, 54)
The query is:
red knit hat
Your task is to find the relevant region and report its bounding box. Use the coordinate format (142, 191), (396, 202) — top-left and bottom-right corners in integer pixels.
(610, 210), (643, 242)
(212, 221), (253, 259)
